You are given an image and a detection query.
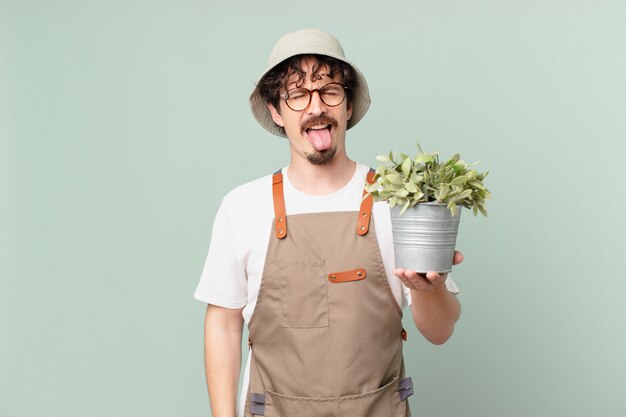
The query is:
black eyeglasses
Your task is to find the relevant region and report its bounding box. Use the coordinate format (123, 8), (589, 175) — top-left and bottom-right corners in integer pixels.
(281, 82), (347, 111)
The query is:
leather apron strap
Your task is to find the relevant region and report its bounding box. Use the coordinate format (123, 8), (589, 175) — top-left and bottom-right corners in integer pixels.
(272, 171), (287, 239)
(357, 169), (376, 236)
(272, 168), (376, 239)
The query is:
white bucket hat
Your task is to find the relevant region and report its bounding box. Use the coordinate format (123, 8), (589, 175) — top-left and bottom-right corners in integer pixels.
(250, 29), (371, 138)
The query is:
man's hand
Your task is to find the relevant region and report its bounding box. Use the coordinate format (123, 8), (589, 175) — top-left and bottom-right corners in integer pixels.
(393, 250), (464, 291)
(394, 251), (464, 345)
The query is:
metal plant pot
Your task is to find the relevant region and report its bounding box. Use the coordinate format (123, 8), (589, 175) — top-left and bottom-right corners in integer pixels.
(390, 202), (461, 273)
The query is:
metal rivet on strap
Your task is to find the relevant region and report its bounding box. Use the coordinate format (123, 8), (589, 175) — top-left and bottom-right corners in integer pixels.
(357, 271), (363, 277)
(360, 225), (365, 230)
(330, 275), (336, 281)
(362, 211), (367, 217)
(278, 217), (283, 222)
(279, 229), (284, 234)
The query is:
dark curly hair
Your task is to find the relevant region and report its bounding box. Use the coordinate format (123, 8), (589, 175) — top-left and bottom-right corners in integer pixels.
(256, 54), (357, 114)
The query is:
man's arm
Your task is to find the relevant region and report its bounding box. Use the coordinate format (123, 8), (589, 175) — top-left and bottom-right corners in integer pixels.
(394, 251), (463, 345)
(204, 304), (244, 417)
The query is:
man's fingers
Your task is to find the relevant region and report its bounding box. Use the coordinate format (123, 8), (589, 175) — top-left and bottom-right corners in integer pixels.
(394, 268), (430, 289)
(426, 272), (441, 280)
(393, 268), (418, 279)
(425, 272), (447, 285)
(393, 268), (406, 279)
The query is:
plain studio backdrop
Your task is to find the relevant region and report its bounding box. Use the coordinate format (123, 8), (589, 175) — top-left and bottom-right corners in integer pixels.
(2, 1), (625, 416)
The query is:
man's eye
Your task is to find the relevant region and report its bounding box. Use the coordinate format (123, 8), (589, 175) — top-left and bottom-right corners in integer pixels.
(288, 90), (308, 100)
(322, 87), (342, 96)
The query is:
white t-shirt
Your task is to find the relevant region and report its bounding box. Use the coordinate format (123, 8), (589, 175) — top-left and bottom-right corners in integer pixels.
(194, 163), (459, 320)
(194, 163), (459, 417)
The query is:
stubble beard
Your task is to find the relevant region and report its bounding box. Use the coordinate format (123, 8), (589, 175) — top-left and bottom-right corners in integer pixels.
(306, 146), (337, 166)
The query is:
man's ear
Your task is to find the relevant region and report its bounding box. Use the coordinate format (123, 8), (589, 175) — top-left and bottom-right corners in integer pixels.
(268, 103), (284, 127)
(347, 103), (353, 121)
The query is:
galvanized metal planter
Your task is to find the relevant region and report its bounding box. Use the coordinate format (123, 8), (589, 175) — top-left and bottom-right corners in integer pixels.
(390, 202), (461, 273)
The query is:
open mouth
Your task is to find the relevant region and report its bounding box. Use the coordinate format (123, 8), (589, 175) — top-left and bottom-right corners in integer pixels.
(305, 124), (333, 151)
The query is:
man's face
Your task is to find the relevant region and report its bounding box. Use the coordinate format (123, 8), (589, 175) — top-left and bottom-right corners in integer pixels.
(267, 57), (353, 166)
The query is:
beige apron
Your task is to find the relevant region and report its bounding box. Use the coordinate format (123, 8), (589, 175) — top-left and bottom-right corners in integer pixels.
(245, 171), (413, 417)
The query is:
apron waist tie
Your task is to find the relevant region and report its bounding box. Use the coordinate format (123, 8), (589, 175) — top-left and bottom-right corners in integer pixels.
(398, 377), (414, 401)
(249, 392), (266, 415)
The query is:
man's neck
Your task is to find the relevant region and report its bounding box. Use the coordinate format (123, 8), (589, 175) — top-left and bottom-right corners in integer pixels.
(286, 154), (356, 196)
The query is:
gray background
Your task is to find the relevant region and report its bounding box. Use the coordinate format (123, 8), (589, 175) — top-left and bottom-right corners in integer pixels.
(2, 0), (625, 416)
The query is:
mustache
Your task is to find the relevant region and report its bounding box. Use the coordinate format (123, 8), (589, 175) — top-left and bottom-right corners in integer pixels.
(301, 115), (338, 133)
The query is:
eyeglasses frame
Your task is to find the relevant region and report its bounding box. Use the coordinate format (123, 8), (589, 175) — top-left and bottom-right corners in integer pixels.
(280, 82), (348, 112)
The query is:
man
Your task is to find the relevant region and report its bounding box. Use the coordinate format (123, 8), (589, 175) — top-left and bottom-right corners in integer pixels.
(194, 29), (462, 417)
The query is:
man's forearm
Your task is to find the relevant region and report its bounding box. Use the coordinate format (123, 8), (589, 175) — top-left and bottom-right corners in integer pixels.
(204, 305), (244, 417)
(410, 285), (460, 345)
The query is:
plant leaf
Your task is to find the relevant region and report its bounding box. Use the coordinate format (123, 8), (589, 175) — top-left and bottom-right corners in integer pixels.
(413, 192), (424, 201)
(449, 175), (468, 186)
(399, 200), (411, 215)
(415, 154), (434, 164)
(401, 157), (412, 176)
(385, 173), (403, 185)
(405, 182), (419, 193)
(395, 189), (409, 197)
(468, 180), (485, 190)
(448, 202), (458, 217)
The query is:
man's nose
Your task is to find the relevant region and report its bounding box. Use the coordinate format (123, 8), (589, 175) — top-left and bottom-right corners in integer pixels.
(306, 90), (327, 116)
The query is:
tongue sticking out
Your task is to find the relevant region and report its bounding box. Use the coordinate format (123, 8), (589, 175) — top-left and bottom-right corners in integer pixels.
(306, 127), (332, 151)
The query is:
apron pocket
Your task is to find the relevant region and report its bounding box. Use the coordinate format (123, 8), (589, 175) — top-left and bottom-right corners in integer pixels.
(263, 377), (404, 417)
(278, 260), (329, 328)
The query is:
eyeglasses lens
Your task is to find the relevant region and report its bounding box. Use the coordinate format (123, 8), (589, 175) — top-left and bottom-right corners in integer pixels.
(285, 83), (345, 111)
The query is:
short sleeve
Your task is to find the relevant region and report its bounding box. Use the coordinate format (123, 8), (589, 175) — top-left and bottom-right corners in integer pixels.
(445, 275), (460, 294)
(194, 197), (247, 308)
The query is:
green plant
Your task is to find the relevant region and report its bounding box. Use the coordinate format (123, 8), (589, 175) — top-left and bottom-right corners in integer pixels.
(365, 144), (491, 216)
